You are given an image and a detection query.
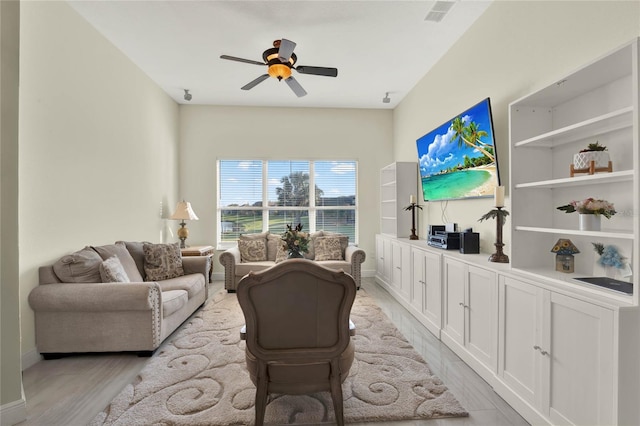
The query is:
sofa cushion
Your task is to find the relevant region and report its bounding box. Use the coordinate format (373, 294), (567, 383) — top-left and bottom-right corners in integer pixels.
(162, 289), (188, 318)
(93, 242), (144, 282)
(239, 232), (268, 241)
(314, 236), (344, 261)
(266, 234), (282, 261)
(143, 242), (184, 281)
(53, 247), (103, 283)
(235, 261), (275, 277)
(238, 239), (267, 262)
(322, 231), (349, 257)
(275, 242), (288, 263)
(117, 241), (150, 280)
(158, 273), (205, 299)
(99, 256), (130, 283)
(305, 231), (324, 260)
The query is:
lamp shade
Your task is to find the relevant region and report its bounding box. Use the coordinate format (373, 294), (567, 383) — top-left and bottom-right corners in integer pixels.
(170, 201), (199, 221)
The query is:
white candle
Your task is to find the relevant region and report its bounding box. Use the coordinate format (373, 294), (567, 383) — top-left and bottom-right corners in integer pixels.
(494, 186), (505, 207)
(410, 195), (416, 204)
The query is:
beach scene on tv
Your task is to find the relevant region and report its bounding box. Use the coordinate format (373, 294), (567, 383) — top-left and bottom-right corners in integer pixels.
(416, 98), (499, 202)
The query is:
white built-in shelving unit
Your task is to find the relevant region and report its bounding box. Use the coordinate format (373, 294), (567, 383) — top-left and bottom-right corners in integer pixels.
(376, 38), (640, 426)
(379, 162), (418, 238)
(509, 37), (639, 306)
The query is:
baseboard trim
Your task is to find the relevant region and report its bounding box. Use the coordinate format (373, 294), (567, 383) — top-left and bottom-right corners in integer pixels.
(0, 393), (26, 426)
(22, 347), (42, 370)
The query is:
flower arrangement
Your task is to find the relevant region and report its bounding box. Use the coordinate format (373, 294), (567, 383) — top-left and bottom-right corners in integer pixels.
(556, 198), (616, 219)
(281, 223), (310, 254)
(592, 243), (626, 269)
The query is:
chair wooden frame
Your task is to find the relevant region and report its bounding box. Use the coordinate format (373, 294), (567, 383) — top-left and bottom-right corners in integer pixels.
(237, 259), (357, 426)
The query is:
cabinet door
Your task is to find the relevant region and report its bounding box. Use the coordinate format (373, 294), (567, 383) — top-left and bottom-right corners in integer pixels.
(410, 248), (425, 313)
(410, 248), (441, 334)
(391, 240), (411, 300)
(544, 292), (615, 426)
(443, 257), (465, 345)
(466, 265), (498, 371)
(375, 235), (385, 280)
(383, 237), (392, 284)
(498, 275), (544, 408)
(423, 250), (442, 331)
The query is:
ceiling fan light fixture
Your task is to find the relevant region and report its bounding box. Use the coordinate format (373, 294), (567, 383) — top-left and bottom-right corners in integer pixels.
(268, 63), (292, 80)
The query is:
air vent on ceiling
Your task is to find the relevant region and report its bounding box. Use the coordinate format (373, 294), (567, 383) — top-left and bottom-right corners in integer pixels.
(424, 1), (456, 22)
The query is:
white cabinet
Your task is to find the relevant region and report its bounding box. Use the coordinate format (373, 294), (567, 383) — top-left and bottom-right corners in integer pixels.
(442, 257), (498, 374)
(375, 234), (392, 285)
(380, 162), (418, 238)
(509, 38), (639, 303)
(498, 275), (616, 425)
(410, 246), (441, 336)
(391, 239), (411, 300)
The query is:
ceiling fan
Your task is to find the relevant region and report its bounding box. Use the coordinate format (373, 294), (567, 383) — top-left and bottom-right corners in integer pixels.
(220, 39), (338, 97)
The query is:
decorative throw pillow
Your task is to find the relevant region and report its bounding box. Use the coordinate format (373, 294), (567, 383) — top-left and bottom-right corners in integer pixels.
(99, 256), (130, 283)
(143, 242), (184, 281)
(92, 241), (144, 282)
(266, 234), (281, 261)
(53, 246), (103, 283)
(275, 242), (288, 263)
(305, 231), (324, 260)
(322, 231), (349, 257)
(238, 239), (267, 262)
(314, 236), (343, 261)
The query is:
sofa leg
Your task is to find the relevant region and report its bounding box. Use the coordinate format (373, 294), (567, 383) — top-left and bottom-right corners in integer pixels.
(227, 289), (236, 293)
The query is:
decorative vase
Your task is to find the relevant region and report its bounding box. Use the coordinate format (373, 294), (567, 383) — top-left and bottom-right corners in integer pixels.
(287, 249), (304, 259)
(573, 151), (610, 170)
(579, 214), (601, 231)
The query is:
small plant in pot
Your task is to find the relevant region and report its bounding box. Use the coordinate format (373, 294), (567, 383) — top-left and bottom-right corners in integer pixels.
(571, 141), (612, 176)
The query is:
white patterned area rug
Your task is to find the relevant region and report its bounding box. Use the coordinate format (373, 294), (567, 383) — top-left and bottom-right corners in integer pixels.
(91, 289), (468, 425)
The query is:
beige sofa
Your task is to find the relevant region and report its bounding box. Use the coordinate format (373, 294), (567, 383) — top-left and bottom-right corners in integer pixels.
(29, 241), (209, 358)
(219, 231), (366, 292)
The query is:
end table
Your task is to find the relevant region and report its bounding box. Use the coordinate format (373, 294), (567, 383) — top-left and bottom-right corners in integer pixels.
(181, 245), (214, 283)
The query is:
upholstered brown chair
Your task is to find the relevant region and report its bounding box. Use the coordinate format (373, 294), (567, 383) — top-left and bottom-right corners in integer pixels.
(237, 258), (357, 426)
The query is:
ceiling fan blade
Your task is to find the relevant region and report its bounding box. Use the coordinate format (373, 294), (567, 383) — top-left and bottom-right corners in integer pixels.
(220, 55), (265, 66)
(278, 38), (296, 62)
(241, 74), (270, 90)
(285, 76), (307, 97)
(295, 65), (338, 77)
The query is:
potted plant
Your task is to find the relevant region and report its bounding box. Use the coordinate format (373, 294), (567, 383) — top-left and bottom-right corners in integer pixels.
(281, 223), (310, 258)
(557, 198), (616, 231)
(572, 141), (611, 175)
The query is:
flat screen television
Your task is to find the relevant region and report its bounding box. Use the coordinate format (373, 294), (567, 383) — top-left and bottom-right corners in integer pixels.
(416, 97), (500, 202)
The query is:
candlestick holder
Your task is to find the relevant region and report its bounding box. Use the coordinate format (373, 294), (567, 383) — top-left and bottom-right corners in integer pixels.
(478, 206), (510, 263)
(404, 202), (422, 240)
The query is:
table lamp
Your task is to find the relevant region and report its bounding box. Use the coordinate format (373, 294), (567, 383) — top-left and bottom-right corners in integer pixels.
(170, 200), (199, 248)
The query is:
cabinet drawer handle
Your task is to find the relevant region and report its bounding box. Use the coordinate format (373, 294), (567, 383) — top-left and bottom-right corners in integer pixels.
(458, 302), (469, 308)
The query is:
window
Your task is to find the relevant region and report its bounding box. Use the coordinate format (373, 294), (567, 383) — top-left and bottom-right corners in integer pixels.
(217, 160), (357, 247)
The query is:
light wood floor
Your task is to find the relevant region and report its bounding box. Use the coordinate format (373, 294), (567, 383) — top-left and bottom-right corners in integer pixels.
(19, 278), (528, 426)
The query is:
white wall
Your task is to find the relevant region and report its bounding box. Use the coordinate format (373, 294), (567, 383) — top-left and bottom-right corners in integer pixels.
(394, 0), (640, 252)
(18, 1), (180, 362)
(178, 105), (393, 275)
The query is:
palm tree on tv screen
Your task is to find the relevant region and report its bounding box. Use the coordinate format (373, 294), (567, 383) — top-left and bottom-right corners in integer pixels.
(451, 116), (495, 163)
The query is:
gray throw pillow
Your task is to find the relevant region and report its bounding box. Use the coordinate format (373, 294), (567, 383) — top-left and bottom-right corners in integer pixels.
(99, 256), (130, 283)
(266, 234), (281, 261)
(305, 231), (324, 260)
(238, 239), (267, 262)
(92, 241), (144, 282)
(53, 246), (102, 283)
(314, 236), (343, 261)
(143, 242), (184, 281)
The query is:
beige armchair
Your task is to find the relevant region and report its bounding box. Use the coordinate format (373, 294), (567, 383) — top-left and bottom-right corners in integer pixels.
(237, 259), (357, 426)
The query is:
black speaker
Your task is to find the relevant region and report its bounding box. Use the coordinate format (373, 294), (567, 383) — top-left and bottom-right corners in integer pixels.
(459, 232), (480, 254)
